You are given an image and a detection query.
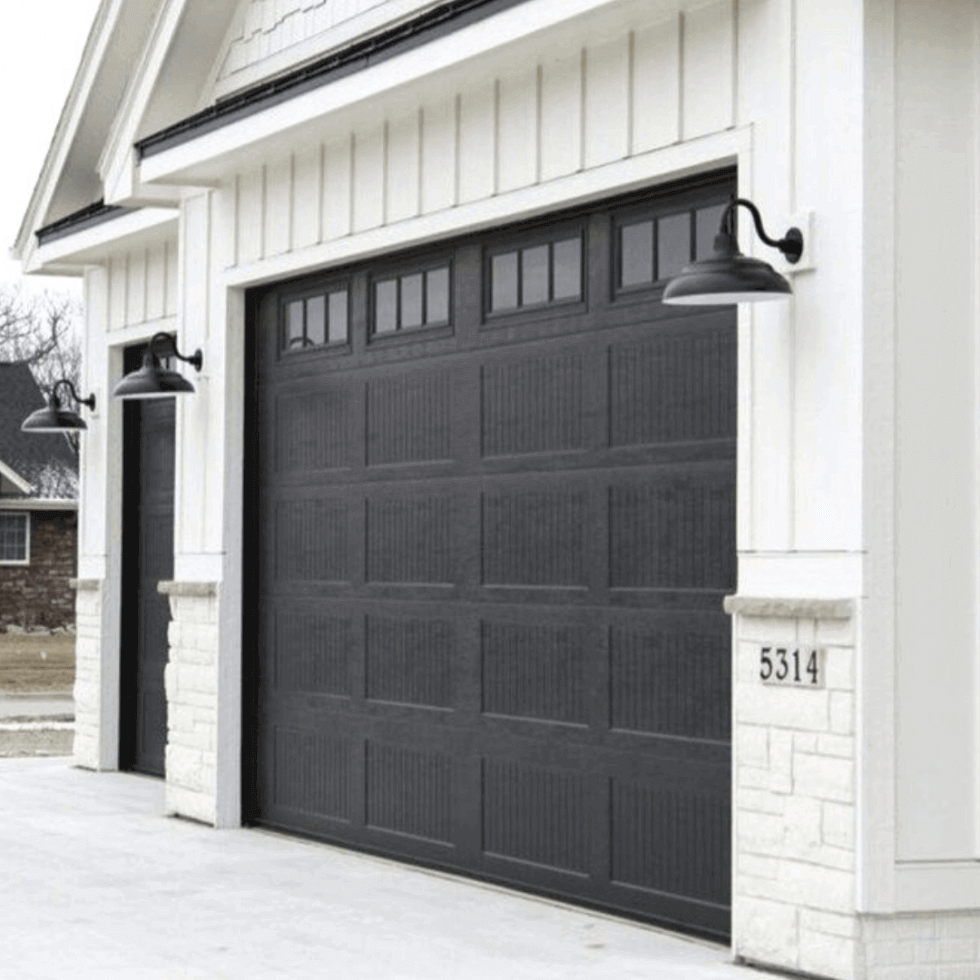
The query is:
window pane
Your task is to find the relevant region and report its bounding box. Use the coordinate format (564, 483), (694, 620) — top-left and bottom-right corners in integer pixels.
(401, 273), (424, 330)
(552, 238), (582, 300)
(285, 300), (304, 349)
(426, 267), (450, 324)
(375, 279), (398, 334)
(0, 514), (26, 562)
(328, 291), (348, 344)
(491, 252), (518, 311)
(620, 221), (654, 287)
(521, 245), (549, 306)
(657, 213), (691, 280)
(306, 296), (326, 346)
(696, 204), (728, 260)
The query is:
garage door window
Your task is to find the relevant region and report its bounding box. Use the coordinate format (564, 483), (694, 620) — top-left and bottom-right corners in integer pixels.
(488, 235), (582, 313)
(372, 265), (451, 337)
(0, 512), (29, 564)
(282, 288), (349, 353)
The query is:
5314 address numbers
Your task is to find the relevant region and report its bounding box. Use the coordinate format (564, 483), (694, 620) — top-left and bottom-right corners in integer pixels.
(759, 646), (825, 688)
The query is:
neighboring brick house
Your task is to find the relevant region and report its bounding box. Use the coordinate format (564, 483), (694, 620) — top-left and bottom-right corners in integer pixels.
(0, 362), (78, 630)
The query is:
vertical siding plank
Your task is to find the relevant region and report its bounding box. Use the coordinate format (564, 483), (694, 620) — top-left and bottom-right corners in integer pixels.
(497, 68), (538, 193)
(322, 134), (352, 241)
(584, 35), (631, 168)
(165, 239), (179, 317)
(634, 17), (681, 152)
(265, 154), (293, 257)
(238, 164), (265, 265)
(109, 255), (127, 331)
(353, 123), (386, 232)
(682, 1), (734, 139)
(386, 108), (421, 223)
(293, 143), (321, 249)
(541, 51), (583, 182)
(458, 84), (495, 204)
(421, 98), (456, 214)
(127, 248), (147, 326)
(146, 242), (166, 321)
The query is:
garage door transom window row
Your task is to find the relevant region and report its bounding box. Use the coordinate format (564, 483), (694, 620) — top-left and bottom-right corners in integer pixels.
(278, 198), (731, 354)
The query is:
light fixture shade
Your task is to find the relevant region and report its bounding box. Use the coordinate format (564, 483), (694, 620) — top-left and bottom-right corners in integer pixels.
(111, 351), (196, 400)
(21, 398), (87, 433)
(662, 232), (793, 306)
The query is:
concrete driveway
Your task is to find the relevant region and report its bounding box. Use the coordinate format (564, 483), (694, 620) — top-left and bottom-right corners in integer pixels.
(0, 758), (758, 980)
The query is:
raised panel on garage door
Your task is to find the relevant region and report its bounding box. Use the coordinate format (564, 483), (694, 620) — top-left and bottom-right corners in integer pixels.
(245, 170), (736, 941)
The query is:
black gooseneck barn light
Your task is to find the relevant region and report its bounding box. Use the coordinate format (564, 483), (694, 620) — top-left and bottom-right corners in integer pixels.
(662, 197), (804, 305)
(111, 332), (203, 400)
(21, 379), (96, 433)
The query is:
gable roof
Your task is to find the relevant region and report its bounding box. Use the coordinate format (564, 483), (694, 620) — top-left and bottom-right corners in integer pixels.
(0, 364), (78, 501)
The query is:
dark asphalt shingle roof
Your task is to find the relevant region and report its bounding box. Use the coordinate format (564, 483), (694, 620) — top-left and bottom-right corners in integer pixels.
(0, 362), (78, 500)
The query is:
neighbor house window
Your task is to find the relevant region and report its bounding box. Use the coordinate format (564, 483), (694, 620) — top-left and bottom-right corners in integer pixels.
(0, 512), (29, 564)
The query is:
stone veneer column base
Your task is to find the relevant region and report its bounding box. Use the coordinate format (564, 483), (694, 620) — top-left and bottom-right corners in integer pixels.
(69, 579), (104, 771)
(159, 581), (220, 826)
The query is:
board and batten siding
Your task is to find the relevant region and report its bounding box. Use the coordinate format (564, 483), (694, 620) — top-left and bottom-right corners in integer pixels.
(224, 6), (735, 268)
(105, 238), (180, 332)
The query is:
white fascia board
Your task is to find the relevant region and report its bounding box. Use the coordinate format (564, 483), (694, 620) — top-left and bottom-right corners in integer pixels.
(34, 208), (178, 272)
(141, 0), (671, 186)
(0, 499), (78, 512)
(0, 460), (33, 496)
(13, 0), (124, 259)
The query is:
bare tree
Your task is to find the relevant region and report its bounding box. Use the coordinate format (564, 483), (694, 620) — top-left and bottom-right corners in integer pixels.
(0, 286), (82, 395)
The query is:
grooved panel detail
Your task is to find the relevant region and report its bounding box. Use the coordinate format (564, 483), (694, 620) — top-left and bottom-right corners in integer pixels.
(273, 728), (352, 820)
(481, 622), (587, 723)
(276, 500), (349, 581)
(482, 354), (585, 456)
(366, 496), (452, 583)
(609, 481), (735, 589)
(482, 490), (588, 587)
(366, 617), (452, 707)
(366, 742), (452, 843)
(277, 392), (349, 471)
(611, 778), (730, 905)
(367, 373), (451, 465)
(275, 613), (351, 696)
(610, 331), (736, 446)
(483, 759), (589, 873)
(610, 626), (730, 739)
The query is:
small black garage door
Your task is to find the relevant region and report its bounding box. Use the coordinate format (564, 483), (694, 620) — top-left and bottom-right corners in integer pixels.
(120, 343), (175, 777)
(246, 172), (736, 940)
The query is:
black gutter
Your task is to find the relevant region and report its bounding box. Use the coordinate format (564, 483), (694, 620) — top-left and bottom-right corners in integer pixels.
(136, 0), (530, 160)
(36, 200), (134, 246)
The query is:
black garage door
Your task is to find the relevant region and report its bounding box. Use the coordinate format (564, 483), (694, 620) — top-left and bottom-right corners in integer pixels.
(246, 172), (736, 940)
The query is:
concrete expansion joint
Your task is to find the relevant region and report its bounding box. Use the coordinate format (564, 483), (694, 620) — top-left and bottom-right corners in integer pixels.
(734, 956), (839, 980)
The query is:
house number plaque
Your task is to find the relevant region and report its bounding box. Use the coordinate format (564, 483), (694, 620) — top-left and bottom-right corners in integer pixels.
(759, 646), (825, 688)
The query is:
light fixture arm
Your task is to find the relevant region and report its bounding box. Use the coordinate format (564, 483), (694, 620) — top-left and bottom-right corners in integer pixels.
(149, 332), (203, 372)
(51, 378), (96, 412)
(720, 198), (804, 265)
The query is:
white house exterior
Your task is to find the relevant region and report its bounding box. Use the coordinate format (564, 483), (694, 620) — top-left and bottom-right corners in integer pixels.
(13, 0), (980, 976)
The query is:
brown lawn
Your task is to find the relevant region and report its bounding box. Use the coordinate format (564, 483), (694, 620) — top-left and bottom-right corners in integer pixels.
(0, 633), (75, 692)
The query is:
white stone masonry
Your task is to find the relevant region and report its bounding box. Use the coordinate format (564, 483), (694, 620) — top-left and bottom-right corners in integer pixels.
(72, 582), (104, 771)
(732, 610), (858, 980)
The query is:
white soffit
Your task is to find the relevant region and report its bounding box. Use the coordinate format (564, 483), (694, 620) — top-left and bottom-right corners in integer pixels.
(140, 0), (681, 186)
